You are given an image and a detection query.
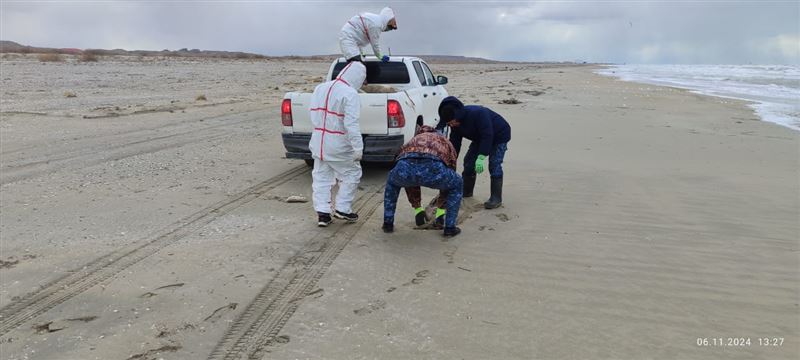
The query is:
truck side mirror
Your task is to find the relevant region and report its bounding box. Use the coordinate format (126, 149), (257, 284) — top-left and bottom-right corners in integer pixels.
(436, 76), (448, 85)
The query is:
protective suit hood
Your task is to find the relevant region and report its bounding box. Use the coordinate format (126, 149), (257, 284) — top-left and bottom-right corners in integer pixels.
(379, 7), (395, 31)
(336, 61), (366, 90)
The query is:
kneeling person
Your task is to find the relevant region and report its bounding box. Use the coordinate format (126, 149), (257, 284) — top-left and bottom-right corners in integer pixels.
(382, 125), (463, 237)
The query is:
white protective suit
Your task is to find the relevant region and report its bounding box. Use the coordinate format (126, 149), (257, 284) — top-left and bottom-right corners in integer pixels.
(308, 61), (366, 214)
(339, 7), (395, 60)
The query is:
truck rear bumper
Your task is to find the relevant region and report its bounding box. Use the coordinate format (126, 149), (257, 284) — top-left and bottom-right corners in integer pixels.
(282, 133), (404, 162)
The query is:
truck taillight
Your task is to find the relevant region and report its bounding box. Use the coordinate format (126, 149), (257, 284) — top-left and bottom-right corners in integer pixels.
(281, 99), (293, 126)
(387, 100), (405, 128)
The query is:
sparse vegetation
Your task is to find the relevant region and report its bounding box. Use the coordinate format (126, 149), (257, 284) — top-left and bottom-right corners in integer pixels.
(196, 94), (207, 101)
(80, 53), (98, 62)
(64, 91), (77, 98)
(2, 41), (269, 61)
(37, 53), (64, 62)
(499, 98), (521, 104)
(523, 90), (545, 96)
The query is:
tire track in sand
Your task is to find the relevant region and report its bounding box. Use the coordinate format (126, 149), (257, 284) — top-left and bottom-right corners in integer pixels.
(0, 165), (309, 336)
(208, 185), (384, 360)
(0, 114), (260, 185)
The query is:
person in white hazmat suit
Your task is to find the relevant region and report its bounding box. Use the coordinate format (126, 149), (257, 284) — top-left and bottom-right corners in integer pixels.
(339, 7), (397, 63)
(308, 61), (367, 227)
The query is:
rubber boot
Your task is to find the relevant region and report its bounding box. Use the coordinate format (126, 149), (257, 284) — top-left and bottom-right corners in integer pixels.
(484, 177), (503, 209)
(462, 173), (476, 198)
(443, 226), (461, 237)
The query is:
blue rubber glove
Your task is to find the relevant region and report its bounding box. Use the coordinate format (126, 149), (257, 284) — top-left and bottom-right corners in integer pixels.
(381, 55), (390, 62)
(475, 155), (487, 174)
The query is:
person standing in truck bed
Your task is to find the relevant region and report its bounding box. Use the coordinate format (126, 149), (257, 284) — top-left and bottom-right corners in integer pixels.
(437, 96), (511, 210)
(339, 7), (397, 63)
(382, 125), (463, 237)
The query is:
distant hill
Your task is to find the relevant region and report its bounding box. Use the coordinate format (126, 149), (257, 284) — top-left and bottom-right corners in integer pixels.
(0, 40), (267, 59)
(0, 40), (512, 64)
(269, 54), (504, 64)
(281, 54), (503, 64)
(409, 55), (502, 64)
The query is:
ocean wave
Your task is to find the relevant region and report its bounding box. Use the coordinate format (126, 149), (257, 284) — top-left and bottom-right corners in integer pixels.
(596, 64), (800, 131)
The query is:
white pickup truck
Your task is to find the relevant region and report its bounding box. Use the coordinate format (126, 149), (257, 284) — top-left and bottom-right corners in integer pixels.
(281, 56), (449, 164)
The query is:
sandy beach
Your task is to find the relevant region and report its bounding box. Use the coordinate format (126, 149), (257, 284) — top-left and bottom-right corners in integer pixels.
(0, 55), (797, 359)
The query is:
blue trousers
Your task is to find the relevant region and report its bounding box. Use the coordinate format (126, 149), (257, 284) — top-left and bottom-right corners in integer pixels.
(384, 158), (463, 228)
(463, 142), (508, 178)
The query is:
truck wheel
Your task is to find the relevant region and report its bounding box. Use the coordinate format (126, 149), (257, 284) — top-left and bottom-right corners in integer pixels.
(304, 159), (314, 167)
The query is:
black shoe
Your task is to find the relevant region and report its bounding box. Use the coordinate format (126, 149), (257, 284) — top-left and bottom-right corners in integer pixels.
(382, 222), (394, 233)
(317, 212), (332, 227)
(333, 210), (358, 223)
(415, 211), (429, 226)
(462, 173), (476, 198)
(484, 177), (503, 209)
(443, 226), (461, 237)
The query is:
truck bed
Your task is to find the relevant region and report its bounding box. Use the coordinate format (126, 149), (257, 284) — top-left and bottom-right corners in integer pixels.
(284, 92), (391, 135)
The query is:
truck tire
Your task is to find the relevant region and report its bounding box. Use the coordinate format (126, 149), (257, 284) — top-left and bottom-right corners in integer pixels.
(304, 159), (314, 167)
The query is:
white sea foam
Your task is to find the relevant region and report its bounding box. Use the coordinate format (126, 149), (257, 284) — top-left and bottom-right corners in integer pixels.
(596, 65), (800, 131)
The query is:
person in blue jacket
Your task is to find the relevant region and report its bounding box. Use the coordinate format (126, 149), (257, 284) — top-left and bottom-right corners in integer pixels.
(436, 96), (510, 209)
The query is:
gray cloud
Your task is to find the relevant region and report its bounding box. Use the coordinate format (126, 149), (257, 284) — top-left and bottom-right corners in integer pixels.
(1, 0), (798, 64)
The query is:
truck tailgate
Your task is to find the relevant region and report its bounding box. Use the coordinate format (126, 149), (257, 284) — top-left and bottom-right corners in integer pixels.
(358, 94), (390, 134)
(288, 93), (389, 135)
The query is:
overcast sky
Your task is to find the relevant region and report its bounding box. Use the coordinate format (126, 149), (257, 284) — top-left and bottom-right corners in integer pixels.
(1, 0), (798, 64)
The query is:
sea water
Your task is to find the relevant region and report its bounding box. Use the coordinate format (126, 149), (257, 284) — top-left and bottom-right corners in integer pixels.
(596, 65), (800, 131)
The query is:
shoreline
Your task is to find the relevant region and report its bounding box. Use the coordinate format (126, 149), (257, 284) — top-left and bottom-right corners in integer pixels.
(594, 64), (800, 131)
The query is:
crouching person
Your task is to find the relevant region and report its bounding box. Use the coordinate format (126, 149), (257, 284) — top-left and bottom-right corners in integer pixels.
(382, 125), (463, 237)
(437, 96), (511, 209)
(309, 62), (367, 227)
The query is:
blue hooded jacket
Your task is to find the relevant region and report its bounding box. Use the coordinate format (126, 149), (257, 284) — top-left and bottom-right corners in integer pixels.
(436, 96), (511, 156)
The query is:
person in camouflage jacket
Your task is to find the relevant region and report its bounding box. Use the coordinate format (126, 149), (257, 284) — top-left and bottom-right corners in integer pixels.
(382, 125), (463, 237)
